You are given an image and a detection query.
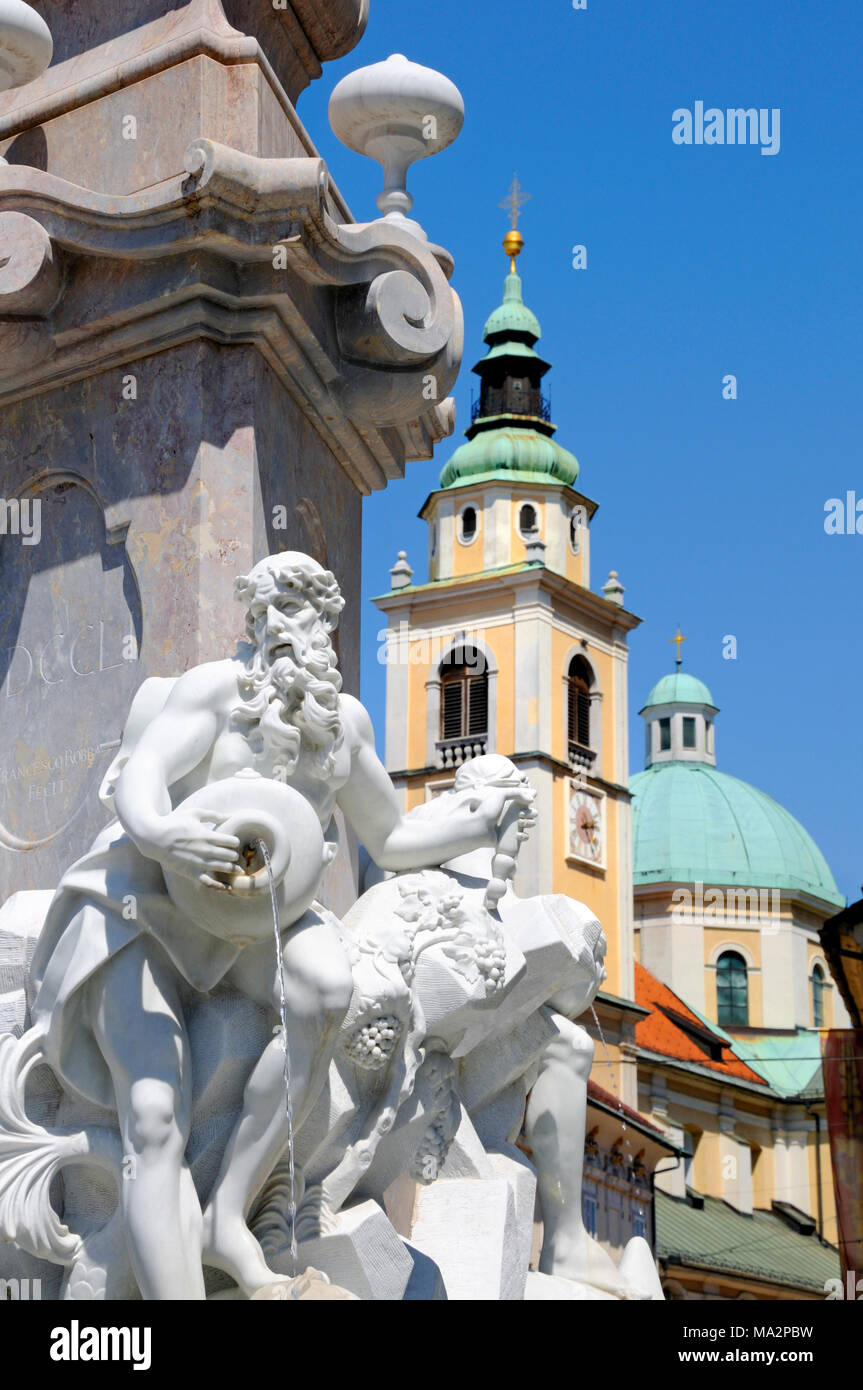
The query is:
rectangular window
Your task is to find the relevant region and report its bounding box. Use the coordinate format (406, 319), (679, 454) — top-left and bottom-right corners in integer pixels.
(582, 1193), (598, 1238)
(633, 1212), (646, 1240)
(659, 717), (671, 752)
(683, 716), (696, 749)
(440, 666), (489, 742)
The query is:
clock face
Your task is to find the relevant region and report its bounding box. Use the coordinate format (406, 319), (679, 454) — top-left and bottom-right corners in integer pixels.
(570, 788), (603, 862)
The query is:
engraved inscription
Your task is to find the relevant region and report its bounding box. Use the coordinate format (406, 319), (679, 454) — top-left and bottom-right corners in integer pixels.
(0, 481), (141, 852)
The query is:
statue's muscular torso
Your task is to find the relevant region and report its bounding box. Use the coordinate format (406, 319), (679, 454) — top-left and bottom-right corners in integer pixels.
(166, 658), (360, 835)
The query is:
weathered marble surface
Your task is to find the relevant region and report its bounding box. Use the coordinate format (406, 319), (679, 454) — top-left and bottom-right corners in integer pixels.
(0, 343), (366, 893)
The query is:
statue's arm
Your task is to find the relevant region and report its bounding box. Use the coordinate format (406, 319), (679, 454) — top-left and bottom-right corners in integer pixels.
(114, 663), (239, 878)
(336, 695), (528, 872)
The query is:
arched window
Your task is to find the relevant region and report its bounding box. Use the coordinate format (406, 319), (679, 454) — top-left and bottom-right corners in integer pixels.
(569, 506), (585, 554)
(812, 964), (826, 1028)
(716, 951), (749, 1027)
(519, 503), (539, 537)
(567, 655), (593, 752)
(459, 505), (477, 543)
(440, 646), (488, 743)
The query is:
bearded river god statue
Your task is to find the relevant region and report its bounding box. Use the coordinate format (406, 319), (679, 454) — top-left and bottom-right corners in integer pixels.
(0, 553), (663, 1302)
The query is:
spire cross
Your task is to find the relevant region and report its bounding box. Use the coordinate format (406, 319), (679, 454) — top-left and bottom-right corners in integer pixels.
(499, 173), (531, 231)
(669, 627), (688, 669)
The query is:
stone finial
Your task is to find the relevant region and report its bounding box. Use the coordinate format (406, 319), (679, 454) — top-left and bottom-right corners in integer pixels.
(329, 53), (464, 231)
(0, 0), (52, 95)
(525, 537), (546, 566)
(602, 570), (625, 606)
(390, 551), (413, 589)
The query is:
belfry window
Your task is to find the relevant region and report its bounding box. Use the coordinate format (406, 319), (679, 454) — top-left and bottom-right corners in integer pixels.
(812, 965), (825, 1028)
(519, 503), (539, 537)
(440, 646), (488, 742)
(459, 505), (477, 543)
(659, 718), (671, 752)
(683, 716), (696, 749)
(567, 655), (593, 751)
(716, 951), (749, 1027)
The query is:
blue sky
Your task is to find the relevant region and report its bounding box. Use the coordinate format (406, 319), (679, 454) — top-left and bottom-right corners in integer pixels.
(300, 0), (863, 904)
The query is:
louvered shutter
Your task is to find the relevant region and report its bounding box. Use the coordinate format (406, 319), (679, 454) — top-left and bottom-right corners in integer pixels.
(577, 689), (590, 746)
(442, 679), (464, 740)
(467, 675), (488, 736)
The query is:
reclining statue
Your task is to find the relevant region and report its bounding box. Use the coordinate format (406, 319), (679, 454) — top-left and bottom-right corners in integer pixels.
(0, 551), (662, 1301)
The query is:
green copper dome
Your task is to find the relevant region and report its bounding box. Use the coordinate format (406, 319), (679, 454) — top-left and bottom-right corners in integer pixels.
(630, 762), (843, 906)
(642, 671), (716, 710)
(482, 271), (541, 341)
(440, 426), (579, 490)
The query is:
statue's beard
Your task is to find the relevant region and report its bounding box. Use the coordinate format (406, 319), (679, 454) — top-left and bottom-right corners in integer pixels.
(233, 628), (343, 782)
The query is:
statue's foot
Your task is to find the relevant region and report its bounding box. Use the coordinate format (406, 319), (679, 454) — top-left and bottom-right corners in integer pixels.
(250, 1268), (358, 1301)
(541, 1231), (634, 1300)
(202, 1205), (284, 1298)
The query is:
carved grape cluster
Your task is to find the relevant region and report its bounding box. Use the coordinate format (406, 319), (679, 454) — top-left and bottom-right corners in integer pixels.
(474, 937), (507, 994)
(346, 1015), (402, 1070)
(412, 1117), (452, 1185)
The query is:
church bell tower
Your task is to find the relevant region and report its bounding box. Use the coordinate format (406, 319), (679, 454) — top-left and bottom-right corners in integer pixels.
(374, 192), (641, 1007)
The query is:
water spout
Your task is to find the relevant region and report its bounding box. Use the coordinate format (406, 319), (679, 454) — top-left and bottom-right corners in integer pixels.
(257, 837), (298, 1274)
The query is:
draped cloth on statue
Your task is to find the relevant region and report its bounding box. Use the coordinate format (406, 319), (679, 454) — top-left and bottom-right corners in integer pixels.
(28, 822), (244, 1111)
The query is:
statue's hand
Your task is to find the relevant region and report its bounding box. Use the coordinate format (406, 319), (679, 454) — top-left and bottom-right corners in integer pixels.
(144, 810), (241, 885)
(463, 784), (536, 845)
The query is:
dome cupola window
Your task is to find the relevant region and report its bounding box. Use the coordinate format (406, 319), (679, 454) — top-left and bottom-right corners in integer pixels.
(811, 964), (825, 1028)
(716, 950), (749, 1027)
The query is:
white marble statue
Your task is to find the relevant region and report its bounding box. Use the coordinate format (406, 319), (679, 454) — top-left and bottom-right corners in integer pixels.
(0, 553), (662, 1301)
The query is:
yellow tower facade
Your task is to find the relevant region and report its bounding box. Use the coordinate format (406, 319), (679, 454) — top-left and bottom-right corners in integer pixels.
(374, 232), (641, 1034)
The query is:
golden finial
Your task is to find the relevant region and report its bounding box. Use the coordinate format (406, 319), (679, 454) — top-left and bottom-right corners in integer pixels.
(669, 626), (689, 669)
(499, 173), (530, 270)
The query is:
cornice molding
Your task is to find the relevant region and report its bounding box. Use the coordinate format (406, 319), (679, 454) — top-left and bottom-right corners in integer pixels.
(0, 0), (369, 133)
(0, 139), (461, 491)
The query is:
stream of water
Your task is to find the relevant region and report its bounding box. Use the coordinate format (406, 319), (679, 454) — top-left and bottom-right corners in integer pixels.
(257, 838), (298, 1274)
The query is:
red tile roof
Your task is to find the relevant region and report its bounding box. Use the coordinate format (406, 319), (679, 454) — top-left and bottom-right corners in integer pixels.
(586, 1078), (666, 1134)
(634, 962), (766, 1085)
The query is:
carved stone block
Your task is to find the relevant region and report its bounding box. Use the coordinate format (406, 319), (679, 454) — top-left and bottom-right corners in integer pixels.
(282, 1199), (414, 1302)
